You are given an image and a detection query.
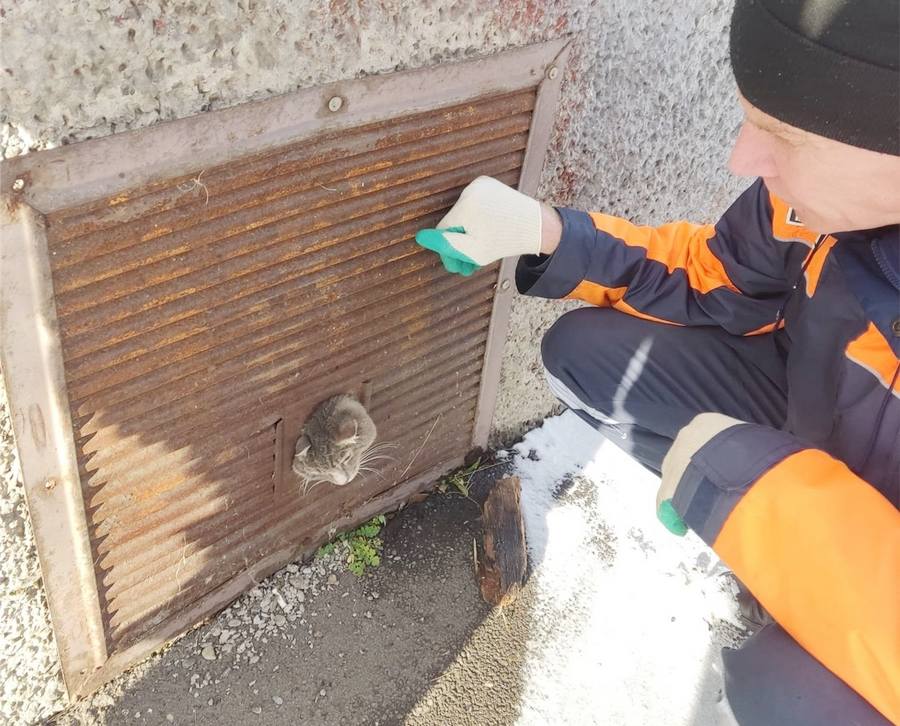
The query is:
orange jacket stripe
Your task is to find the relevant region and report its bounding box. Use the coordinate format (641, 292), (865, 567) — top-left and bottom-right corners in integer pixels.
(587, 212), (741, 295)
(565, 280), (684, 326)
(846, 323), (900, 395)
(766, 192), (838, 295)
(713, 449), (900, 723)
(768, 193), (824, 247)
(743, 319), (785, 336)
(612, 299), (683, 326)
(802, 234), (838, 296)
(565, 280), (628, 307)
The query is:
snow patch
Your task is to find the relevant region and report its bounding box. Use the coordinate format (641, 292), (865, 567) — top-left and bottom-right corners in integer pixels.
(513, 411), (743, 726)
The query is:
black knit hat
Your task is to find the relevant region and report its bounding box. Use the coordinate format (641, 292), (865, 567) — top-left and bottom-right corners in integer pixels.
(730, 0), (899, 155)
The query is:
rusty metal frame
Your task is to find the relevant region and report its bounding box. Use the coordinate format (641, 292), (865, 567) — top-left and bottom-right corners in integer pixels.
(471, 40), (571, 449)
(0, 203), (108, 694)
(0, 37), (571, 698)
(1, 37), (569, 215)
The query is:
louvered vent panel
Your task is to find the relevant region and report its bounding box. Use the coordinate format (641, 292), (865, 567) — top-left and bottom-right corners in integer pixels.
(40, 89), (535, 649)
(2, 39), (569, 696)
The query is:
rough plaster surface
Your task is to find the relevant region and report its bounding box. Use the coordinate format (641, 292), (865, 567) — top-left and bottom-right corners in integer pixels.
(0, 0), (743, 436)
(1, 0), (744, 720)
(0, 0), (567, 153)
(492, 0), (747, 442)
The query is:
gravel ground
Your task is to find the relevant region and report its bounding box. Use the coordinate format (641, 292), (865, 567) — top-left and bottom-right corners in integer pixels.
(48, 489), (495, 726)
(0, 354), (503, 726)
(0, 373), (68, 724)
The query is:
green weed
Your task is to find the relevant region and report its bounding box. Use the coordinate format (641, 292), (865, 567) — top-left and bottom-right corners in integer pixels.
(437, 458), (481, 497)
(316, 514), (387, 576)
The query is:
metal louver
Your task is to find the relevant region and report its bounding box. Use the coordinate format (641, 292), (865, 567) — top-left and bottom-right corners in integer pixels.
(0, 39), (569, 697)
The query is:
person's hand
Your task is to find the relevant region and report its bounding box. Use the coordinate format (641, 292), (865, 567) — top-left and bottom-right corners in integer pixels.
(657, 412), (744, 535)
(414, 176), (544, 275)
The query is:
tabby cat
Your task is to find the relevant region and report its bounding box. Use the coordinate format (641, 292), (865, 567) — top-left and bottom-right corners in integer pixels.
(291, 394), (384, 491)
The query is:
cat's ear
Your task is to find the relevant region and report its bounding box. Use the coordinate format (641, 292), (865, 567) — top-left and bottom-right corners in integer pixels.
(334, 417), (358, 444)
(294, 434), (311, 458)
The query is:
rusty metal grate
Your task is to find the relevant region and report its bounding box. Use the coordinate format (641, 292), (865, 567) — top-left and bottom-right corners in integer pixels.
(0, 39), (569, 697)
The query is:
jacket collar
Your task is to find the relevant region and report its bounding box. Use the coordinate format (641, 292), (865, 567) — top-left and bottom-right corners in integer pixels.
(871, 226), (900, 292)
(833, 225), (900, 356)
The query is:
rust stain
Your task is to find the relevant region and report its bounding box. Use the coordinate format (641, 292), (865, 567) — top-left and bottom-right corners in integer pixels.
(2, 170), (31, 215)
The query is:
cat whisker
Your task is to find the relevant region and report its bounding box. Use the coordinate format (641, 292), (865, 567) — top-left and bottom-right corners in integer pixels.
(363, 442), (399, 454)
(360, 454), (397, 465)
(298, 475), (321, 495)
(303, 479), (329, 496)
(358, 466), (385, 481)
(361, 447), (391, 456)
(362, 449), (398, 458)
(360, 462), (392, 473)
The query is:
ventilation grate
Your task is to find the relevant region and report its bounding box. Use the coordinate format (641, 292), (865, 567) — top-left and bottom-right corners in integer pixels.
(0, 39), (569, 696)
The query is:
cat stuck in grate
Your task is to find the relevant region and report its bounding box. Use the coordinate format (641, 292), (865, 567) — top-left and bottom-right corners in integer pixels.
(291, 394), (394, 494)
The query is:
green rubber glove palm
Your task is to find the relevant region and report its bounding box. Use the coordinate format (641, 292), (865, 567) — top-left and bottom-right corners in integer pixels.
(414, 226), (480, 276)
(414, 176), (542, 275)
(658, 412), (744, 536)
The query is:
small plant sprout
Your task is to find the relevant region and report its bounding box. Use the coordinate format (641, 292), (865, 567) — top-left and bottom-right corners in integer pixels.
(437, 459), (481, 497)
(315, 514), (387, 576)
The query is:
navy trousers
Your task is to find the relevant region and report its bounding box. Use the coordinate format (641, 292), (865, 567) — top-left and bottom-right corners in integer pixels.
(540, 306), (889, 726)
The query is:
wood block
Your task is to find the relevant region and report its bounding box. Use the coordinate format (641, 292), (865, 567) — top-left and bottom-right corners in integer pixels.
(477, 475), (527, 607)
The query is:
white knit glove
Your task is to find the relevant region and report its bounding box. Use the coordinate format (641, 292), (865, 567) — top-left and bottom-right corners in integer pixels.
(414, 176), (543, 275)
(657, 412), (744, 535)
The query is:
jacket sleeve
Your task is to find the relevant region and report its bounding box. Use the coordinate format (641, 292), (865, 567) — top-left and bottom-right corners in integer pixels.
(671, 424), (900, 724)
(516, 178), (816, 335)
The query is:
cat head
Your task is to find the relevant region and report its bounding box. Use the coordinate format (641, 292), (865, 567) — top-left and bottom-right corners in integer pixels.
(291, 395), (377, 487)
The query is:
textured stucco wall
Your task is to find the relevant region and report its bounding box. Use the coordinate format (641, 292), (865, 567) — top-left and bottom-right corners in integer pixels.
(0, 0), (744, 438)
(0, 0), (742, 719)
(491, 0), (746, 442)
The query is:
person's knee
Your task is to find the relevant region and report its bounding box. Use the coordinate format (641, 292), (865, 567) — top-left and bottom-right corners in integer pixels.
(540, 307), (603, 377)
(540, 307), (636, 424)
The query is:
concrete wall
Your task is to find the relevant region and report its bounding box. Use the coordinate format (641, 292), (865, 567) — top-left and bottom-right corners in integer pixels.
(492, 1), (746, 441)
(0, 0), (743, 719)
